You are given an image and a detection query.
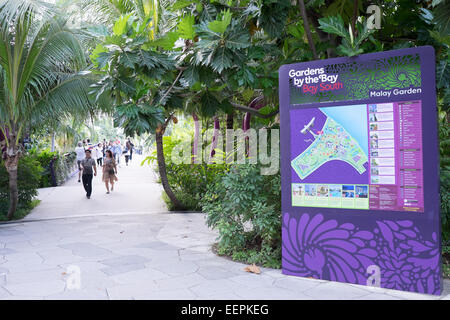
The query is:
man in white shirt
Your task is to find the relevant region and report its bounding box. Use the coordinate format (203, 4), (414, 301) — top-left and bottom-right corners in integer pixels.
(75, 142), (85, 183)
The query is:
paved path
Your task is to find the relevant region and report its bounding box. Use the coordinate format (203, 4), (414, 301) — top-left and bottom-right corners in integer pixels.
(25, 154), (167, 220)
(0, 155), (449, 299)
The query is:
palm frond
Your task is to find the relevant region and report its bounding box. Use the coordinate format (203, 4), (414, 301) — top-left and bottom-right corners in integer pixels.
(0, 0), (54, 31)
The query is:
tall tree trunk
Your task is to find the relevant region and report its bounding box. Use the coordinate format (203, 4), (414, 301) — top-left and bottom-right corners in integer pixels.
(192, 113), (200, 164)
(298, 0), (318, 59)
(242, 113), (251, 156)
(242, 96), (265, 155)
(210, 116), (220, 159)
(155, 125), (185, 210)
(226, 112), (234, 130)
(351, 0), (359, 39)
(51, 131), (56, 152)
(5, 133), (19, 220)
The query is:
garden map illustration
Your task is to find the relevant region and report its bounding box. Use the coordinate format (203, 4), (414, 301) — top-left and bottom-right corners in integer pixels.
(291, 113), (368, 180)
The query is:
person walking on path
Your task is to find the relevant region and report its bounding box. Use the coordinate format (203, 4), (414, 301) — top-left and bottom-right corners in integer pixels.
(86, 138), (94, 151)
(126, 139), (134, 161)
(95, 143), (103, 167)
(75, 142), (85, 183)
(103, 150), (118, 194)
(124, 146), (130, 166)
(113, 142), (122, 166)
(80, 150), (97, 199)
(90, 140), (98, 164)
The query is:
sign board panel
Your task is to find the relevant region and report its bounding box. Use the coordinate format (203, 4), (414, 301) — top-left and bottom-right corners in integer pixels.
(279, 46), (442, 295)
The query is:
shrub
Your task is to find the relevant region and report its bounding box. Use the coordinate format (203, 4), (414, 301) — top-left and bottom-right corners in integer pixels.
(0, 155), (43, 219)
(28, 148), (77, 187)
(201, 164), (282, 268)
(440, 118), (450, 243)
(54, 151), (77, 185)
(29, 148), (57, 187)
(145, 135), (230, 211)
(164, 163), (230, 211)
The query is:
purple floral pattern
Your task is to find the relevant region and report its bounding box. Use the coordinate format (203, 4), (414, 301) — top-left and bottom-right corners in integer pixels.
(282, 212), (441, 295)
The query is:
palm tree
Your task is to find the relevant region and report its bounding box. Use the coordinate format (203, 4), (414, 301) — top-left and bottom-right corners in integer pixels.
(0, 0), (97, 219)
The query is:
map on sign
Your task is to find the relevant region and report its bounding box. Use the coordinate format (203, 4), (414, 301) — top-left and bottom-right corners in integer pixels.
(291, 112), (368, 180)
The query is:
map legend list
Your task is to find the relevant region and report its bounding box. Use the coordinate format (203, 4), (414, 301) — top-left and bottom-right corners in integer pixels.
(397, 101), (424, 211)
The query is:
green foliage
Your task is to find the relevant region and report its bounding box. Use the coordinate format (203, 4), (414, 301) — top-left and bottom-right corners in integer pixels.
(440, 119), (450, 242)
(144, 131), (230, 211)
(29, 148), (58, 188)
(115, 104), (165, 136)
(178, 14), (196, 39)
(113, 13), (134, 35)
(432, 0), (450, 35)
(27, 148), (77, 188)
(318, 15), (374, 56)
(54, 152), (77, 186)
(0, 156), (43, 219)
(443, 244), (450, 278)
(165, 163), (230, 211)
(201, 164), (281, 268)
(208, 9), (232, 34)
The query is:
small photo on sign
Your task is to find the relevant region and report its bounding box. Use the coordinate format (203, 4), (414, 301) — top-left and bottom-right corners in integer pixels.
(329, 185), (342, 197)
(305, 184), (317, 196)
(317, 185), (329, 197)
(355, 185), (368, 198)
(342, 185), (355, 198)
(292, 184), (303, 196)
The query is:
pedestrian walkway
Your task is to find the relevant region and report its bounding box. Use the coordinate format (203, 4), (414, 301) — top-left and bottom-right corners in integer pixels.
(0, 155), (449, 299)
(25, 154), (167, 221)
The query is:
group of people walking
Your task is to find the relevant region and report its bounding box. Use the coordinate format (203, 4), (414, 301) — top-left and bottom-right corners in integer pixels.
(74, 139), (134, 199)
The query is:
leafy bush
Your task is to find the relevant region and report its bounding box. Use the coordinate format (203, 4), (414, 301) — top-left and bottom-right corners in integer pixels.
(440, 118), (450, 243)
(54, 151), (77, 185)
(28, 148), (77, 187)
(201, 164), (282, 268)
(0, 155), (43, 219)
(164, 162), (229, 211)
(144, 134), (230, 211)
(29, 148), (57, 187)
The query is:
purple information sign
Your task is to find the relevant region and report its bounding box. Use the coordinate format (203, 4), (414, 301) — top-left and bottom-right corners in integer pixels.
(279, 47), (442, 295)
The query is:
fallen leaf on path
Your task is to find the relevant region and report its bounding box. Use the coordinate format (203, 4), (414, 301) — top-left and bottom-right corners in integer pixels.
(244, 264), (261, 274)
